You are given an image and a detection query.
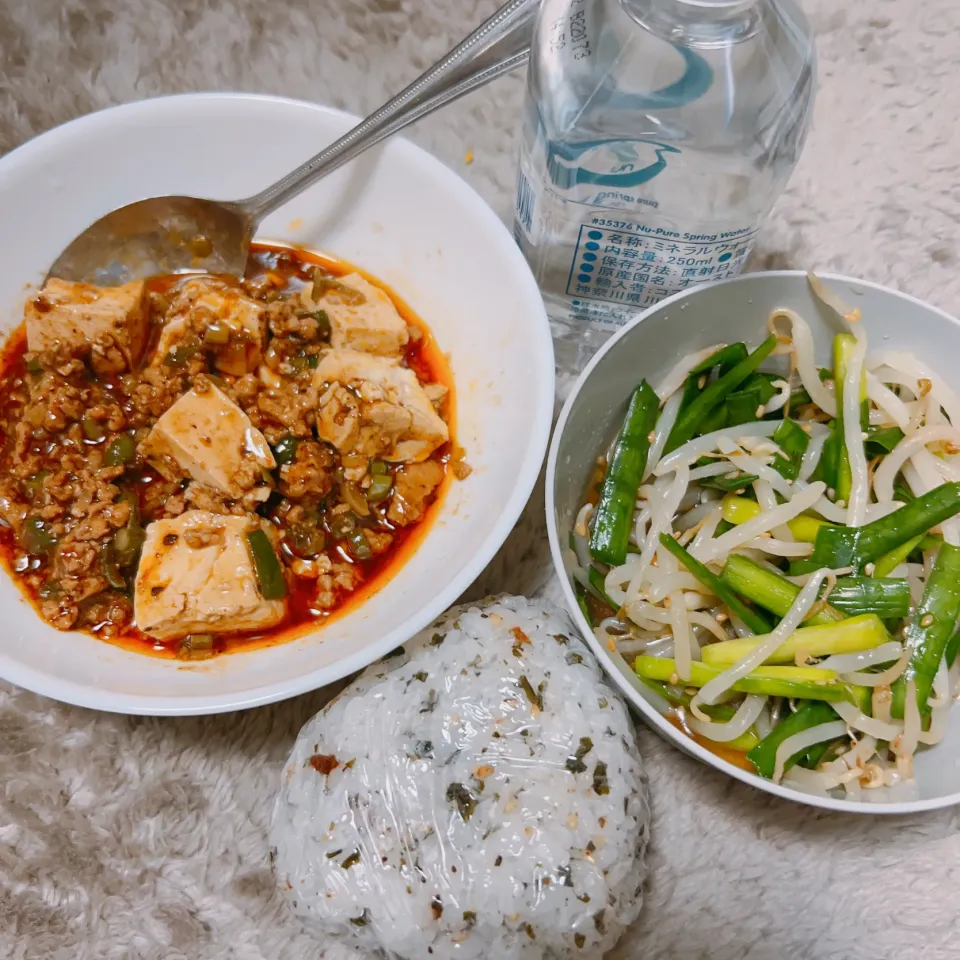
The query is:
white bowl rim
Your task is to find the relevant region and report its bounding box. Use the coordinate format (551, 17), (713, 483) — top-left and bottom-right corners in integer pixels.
(546, 268), (960, 815)
(0, 92), (556, 715)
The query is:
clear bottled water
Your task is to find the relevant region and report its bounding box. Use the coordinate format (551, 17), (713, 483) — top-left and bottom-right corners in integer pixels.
(514, 0), (816, 376)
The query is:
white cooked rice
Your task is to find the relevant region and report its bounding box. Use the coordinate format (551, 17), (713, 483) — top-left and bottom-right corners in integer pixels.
(271, 595), (649, 960)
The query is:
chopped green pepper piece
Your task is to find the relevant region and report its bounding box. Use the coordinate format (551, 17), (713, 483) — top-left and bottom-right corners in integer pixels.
(82, 418), (104, 442)
(100, 542), (126, 590)
(245, 529), (288, 600)
(366, 473), (393, 503)
(346, 529), (372, 561)
(104, 434), (136, 466)
(23, 471), (50, 500)
(203, 323), (231, 345)
(21, 516), (56, 555)
(272, 435), (299, 467)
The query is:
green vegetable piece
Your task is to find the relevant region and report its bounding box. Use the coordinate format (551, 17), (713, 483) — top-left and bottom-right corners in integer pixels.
(695, 459), (759, 492)
(589, 380), (659, 565)
(833, 333), (862, 503)
(664, 336), (778, 453)
(747, 701), (840, 779)
(245, 529), (288, 600)
(698, 404), (729, 436)
(82, 417), (104, 442)
(366, 473), (393, 503)
(587, 566), (617, 611)
(679, 372), (702, 414)
(328, 511), (357, 540)
(872, 534), (924, 579)
(346, 528), (372, 561)
(26, 355), (43, 374)
(891, 542), (960, 725)
(22, 516), (56, 555)
(178, 634), (215, 661)
(574, 581), (592, 626)
(311, 308), (332, 339)
(865, 426), (904, 457)
(203, 323), (231, 345)
(893, 483), (915, 504)
(770, 418), (810, 481)
(104, 434), (136, 466)
(658, 533), (773, 634)
(272, 435), (299, 466)
(689, 343), (749, 376)
(725, 385), (763, 427)
(634, 656), (860, 703)
(100, 542), (126, 590)
(701, 614), (890, 667)
(797, 738), (837, 771)
(828, 577), (911, 619)
(163, 344), (197, 366)
(811, 419), (841, 489)
(286, 520), (326, 558)
(719, 554), (841, 626)
(369, 458), (389, 476)
(23, 471), (50, 501)
(810, 482), (960, 570)
(946, 629), (960, 667)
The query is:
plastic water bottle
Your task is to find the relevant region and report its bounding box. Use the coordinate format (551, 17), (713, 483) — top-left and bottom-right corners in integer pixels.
(513, 0), (816, 376)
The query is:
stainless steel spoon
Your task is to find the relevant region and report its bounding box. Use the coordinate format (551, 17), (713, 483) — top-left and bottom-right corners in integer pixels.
(47, 0), (536, 286)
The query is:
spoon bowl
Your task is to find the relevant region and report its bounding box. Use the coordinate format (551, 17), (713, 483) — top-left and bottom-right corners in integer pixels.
(46, 196), (252, 285)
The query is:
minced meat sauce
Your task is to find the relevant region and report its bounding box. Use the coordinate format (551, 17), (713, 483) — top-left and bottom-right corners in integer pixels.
(0, 244), (460, 659)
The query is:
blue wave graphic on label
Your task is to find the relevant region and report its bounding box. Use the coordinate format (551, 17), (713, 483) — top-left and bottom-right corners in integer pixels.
(545, 46), (712, 191)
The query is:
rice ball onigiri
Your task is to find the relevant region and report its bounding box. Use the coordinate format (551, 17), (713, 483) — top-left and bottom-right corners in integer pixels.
(271, 595), (649, 959)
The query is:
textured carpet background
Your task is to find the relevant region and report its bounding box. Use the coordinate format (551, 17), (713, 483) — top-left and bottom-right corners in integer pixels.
(2, 1), (959, 958)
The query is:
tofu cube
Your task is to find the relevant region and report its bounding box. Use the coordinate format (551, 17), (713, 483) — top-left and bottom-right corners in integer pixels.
(134, 510), (287, 640)
(316, 272), (409, 357)
(140, 382), (276, 498)
(314, 349), (448, 462)
(25, 278), (149, 369)
(152, 277), (266, 374)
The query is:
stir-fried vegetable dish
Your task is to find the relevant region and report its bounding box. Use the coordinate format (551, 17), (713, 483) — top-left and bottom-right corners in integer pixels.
(0, 245), (463, 659)
(572, 273), (960, 798)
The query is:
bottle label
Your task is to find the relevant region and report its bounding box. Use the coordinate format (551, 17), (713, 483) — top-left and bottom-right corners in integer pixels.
(564, 219), (758, 329)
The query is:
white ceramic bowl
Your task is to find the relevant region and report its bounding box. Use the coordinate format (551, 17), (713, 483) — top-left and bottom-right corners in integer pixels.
(547, 270), (960, 813)
(0, 93), (554, 715)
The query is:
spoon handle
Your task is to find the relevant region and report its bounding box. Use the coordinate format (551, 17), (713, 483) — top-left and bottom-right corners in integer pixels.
(239, 0), (537, 223)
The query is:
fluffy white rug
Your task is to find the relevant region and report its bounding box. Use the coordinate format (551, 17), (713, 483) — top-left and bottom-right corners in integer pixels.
(2, 0), (960, 957)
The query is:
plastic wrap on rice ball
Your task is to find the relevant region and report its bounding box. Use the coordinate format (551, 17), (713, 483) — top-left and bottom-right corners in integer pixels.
(271, 595), (649, 959)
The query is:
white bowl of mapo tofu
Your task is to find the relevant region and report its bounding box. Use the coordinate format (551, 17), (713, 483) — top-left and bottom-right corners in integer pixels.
(0, 93), (553, 714)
